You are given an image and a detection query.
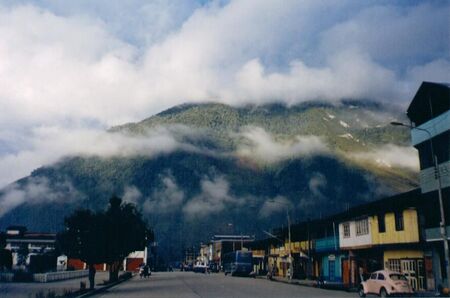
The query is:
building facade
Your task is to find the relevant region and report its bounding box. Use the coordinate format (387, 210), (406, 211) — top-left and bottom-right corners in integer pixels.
(406, 81), (450, 289)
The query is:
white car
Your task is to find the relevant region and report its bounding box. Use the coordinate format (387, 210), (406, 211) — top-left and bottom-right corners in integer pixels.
(358, 270), (413, 297)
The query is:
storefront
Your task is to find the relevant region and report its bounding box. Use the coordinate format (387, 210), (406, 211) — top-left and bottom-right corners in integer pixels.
(382, 249), (427, 291)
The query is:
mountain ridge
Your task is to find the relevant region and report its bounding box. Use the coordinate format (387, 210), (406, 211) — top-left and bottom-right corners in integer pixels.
(0, 100), (418, 261)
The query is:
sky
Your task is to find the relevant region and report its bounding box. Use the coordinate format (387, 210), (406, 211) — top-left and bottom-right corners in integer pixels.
(0, 0), (449, 188)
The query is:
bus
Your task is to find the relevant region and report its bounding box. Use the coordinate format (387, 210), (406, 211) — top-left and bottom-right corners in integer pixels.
(222, 250), (253, 276)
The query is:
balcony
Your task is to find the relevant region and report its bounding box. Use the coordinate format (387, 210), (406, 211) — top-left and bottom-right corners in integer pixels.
(425, 226), (450, 242)
(315, 236), (339, 253)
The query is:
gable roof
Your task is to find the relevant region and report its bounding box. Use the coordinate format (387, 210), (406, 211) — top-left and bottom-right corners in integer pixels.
(407, 81), (450, 126)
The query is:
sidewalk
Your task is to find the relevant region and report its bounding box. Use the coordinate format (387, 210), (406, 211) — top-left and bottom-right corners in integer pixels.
(0, 272), (109, 298)
(256, 275), (317, 287)
(256, 275), (440, 297)
(76, 272), (133, 297)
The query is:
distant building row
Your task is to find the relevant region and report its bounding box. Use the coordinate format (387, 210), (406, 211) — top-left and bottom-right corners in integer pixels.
(1, 225), (153, 273)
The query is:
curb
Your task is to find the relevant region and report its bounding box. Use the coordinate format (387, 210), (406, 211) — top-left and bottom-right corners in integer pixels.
(255, 275), (316, 287)
(255, 276), (439, 297)
(75, 273), (134, 298)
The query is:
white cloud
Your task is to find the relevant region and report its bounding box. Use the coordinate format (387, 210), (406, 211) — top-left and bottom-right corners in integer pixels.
(308, 173), (327, 199)
(0, 1), (448, 187)
(143, 175), (185, 214)
(122, 185), (142, 205)
(183, 175), (241, 217)
(406, 59), (450, 86)
(0, 176), (82, 217)
(235, 126), (329, 163)
(0, 125), (198, 187)
(320, 3), (450, 67)
(258, 195), (292, 219)
(351, 144), (420, 171)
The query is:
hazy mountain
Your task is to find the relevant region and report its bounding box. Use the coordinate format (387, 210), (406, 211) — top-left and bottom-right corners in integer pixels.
(0, 100), (418, 261)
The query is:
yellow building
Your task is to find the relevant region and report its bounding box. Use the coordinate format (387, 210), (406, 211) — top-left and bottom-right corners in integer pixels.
(370, 208), (426, 291)
(268, 240), (311, 277)
(371, 208), (420, 245)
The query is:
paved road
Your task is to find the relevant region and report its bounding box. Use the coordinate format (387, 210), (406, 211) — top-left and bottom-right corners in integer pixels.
(0, 272), (109, 298)
(97, 272), (356, 298)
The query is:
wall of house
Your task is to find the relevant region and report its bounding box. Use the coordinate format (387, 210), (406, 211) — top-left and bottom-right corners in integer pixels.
(383, 249), (423, 265)
(320, 254), (345, 282)
(371, 209), (420, 245)
(125, 257), (143, 271)
(271, 240), (311, 256)
(339, 218), (373, 249)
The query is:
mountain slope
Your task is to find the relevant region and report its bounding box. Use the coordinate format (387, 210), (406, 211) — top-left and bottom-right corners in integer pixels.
(0, 100), (418, 262)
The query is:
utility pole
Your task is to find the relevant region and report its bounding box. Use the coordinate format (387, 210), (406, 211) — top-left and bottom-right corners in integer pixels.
(391, 122), (450, 287)
(287, 208), (293, 280)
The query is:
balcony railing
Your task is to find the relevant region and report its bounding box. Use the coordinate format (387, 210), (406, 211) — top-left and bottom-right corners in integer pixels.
(315, 236), (339, 252)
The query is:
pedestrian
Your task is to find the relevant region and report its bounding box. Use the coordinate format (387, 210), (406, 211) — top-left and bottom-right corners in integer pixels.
(88, 264), (96, 290)
(143, 264), (150, 278)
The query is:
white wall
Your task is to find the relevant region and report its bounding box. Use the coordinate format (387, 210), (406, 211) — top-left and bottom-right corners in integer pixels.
(339, 218), (373, 249)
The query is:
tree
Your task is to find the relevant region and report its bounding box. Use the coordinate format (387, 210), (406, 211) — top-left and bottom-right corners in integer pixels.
(58, 195), (151, 285)
(58, 209), (105, 289)
(0, 232), (12, 271)
(102, 196), (150, 282)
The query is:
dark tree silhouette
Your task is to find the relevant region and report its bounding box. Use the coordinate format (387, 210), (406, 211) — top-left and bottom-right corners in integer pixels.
(103, 196), (151, 282)
(58, 209), (105, 289)
(0, 232), (12, 271)
(0, 232), (5, 248)
(58, 196), (151, 286)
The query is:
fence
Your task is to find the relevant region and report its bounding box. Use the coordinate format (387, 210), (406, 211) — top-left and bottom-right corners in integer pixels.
(33, 270), (89, 282)
(0, 272), (14, 282)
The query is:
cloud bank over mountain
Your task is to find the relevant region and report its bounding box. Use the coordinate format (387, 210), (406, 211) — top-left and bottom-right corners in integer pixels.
(0, 0), (448, 187)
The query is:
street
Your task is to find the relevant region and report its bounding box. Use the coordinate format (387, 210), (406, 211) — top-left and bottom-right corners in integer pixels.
(0, 272), (109, 298)
(97, 272), (356, 298)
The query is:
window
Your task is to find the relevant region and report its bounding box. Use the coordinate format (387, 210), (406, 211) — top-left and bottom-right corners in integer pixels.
(395, 211), (404, 231)
(377, 273), (385, 280)
(390, 274), (407, 281)
(378, 213), (386, 233)
(355, 218), (369, 236)
(416, 131), (450, 170)
(388, 259), (401, 272)
(370, 273), (377, 280)
(343, 223), (350, 238)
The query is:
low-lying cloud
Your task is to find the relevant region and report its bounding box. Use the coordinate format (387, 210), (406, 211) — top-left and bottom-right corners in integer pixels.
(351, 144), (420, 171)
(0, 125), (199, 188)
(258, 195), (292, 219)
(183, 175), (241, 218)
(236, 127), (329, 163)
(143, 175), (185, 214)
(0, 176), (82, 217)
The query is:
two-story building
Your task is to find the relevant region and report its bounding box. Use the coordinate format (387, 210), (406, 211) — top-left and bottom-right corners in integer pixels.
(334, 189), (431, 291)
(4, 226), (57, 272)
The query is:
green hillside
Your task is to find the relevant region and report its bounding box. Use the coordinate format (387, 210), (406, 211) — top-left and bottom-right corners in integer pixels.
(0, 100), (418, 262)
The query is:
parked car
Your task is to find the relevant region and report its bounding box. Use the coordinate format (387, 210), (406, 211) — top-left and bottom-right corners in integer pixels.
(358, 270), (413, 297)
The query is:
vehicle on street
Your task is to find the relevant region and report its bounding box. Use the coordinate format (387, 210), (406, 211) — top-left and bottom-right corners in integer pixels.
(358, 270), (413, 297)
(139, 264), (151, 279)
(193, 262), (208, 273)
(223, 250), (253, 277)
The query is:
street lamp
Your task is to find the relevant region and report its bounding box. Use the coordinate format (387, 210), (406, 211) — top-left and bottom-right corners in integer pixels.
(391, 121), (450, 287)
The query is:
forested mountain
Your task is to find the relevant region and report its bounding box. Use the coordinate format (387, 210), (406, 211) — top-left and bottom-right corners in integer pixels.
(0, 100), (418, 261)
